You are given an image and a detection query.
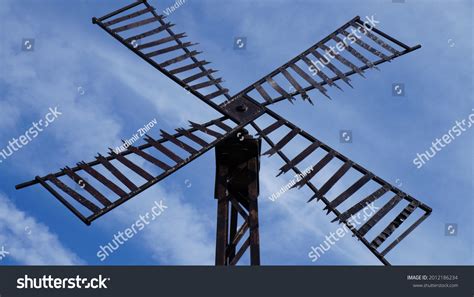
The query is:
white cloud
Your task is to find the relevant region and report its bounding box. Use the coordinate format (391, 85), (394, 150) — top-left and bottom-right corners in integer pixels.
(104, 185), (215, 265)
(0, 193), (83, 265)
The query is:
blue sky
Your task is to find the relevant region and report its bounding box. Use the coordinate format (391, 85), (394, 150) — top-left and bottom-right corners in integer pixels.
(0, 0), (472, 265)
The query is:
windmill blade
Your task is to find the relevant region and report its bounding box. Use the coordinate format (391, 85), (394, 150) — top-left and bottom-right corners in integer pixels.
(231, 16), (421, 107)
(16, 116), (246, 225)
(92, 0), (236, 121)
(250, 110), (431, 265)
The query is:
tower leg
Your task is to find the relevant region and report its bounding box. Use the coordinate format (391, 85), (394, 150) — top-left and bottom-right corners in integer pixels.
(214, 132), (261, 266)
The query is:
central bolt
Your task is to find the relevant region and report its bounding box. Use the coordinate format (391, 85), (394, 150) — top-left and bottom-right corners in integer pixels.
(236, 104), (248, 112)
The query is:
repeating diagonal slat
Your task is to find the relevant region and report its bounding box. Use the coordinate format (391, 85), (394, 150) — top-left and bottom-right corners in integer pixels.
(112, 17), (160, 33)
(137, 33), (186, 50)
(160, 50), (201, 68)
(96, 154), (138, 191)
(254, 83), (273, 103)
(47, 175), (101, 213)
(371, 201), (419, 249)
(182, 69), (217, 84)
(339, 29), (390, 60)
(212, 120), (232, 132)
(319, 44), (366, 77)
(334, 186), (389, 223)
(77, 161), (128, 197)
(257, 119), (286, 137)
(332, 34), (378, 70)
(204, 89), (229, 101)
(351, 21), (399, 55)
(191, 78), (223, 90)
(175, 128), (209, 147)
(62, 166), (112, 207)
(169, 60), (209, 75)
(328, 173), (374, 209)
(130, 141), (172, 171)
(280, 68), (311, 102)
(263, 128), (300, 156)
(301, 55), (342, 91)
(141, 137), (183, 164)
(146, 42), (195, 58)
(160, 130), (198, 154)
(289, 64), (330, 98)
(380, 212), (429, 256)
(278, 141), (321, 175)
(109, 150), (155, 181)
(265, 77), (294, 103)
(310, 50), (352, 87)
(358, 194), (403, 236)
(103, 7), (155, 27)
(189, 121), (223, 138)
(124, 23), (174, 43)
(293, 152), (335, 189)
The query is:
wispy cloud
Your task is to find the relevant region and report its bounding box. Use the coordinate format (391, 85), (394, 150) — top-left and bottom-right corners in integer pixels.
(0, 193), (83, 265)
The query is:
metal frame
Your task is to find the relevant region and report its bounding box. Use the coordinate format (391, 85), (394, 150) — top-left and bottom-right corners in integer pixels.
(15, 0), (432, 266)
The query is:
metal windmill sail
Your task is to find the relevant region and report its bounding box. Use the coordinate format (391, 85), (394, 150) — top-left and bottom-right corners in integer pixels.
(16, 0), (432, 266)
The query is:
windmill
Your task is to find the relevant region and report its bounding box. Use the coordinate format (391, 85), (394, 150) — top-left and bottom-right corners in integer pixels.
(16, 0), (432, 266)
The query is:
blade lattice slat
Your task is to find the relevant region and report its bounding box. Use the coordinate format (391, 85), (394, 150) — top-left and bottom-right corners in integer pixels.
(92, 0), (235, 120)
(230, 16), (420, 107)
(251, 109), (431, 265)
(24, 117), (242, 224)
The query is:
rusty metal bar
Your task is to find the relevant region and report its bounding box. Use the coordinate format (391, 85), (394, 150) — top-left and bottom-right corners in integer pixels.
(380, 211), (431, 256)
(159, 130), (198, 154)
(123, 23), (174, 43)
(169, 60), (209, 75)
(278, 141), (321, 176)
(145, 42), (195, 58)
(288, 63), (330, 99)
(351, 21), (399, 55)
(335, 186), (389, 223)
(16, 116), (227, 190)
(62, 166), (112, 207)
(328, 173), (374, 208)
(91, 16), (238, 121)
(77, 161), (128, 198)
(136, 33), (186, 50)
(260, 108), (432, 214)
(109, 150), (155, 181)
(141, 0), (232, 104)
(250, 121), (391, 265)
(355, 18), (411, 50)
(95, 0), (145, 22)
(293, 152), (335, 189)
(310, 49), (353, 87)
(112, 17), (159, 33)
(301, 55), (341, 90)
(103, 7), (154, 27)
(96, 154), (139, 191)
(310, 160), (353, 202)
(264, 45), (420, 106)
(175, 128), (209, 147)
(142, 138), (183, 164)
(35, 176), (91, 225)
(191, 78), (223, 91)
(371, 201), (419, 249)
(231, 16), (361, 100)
(229, 237), (250, 266)
(160, 50), (201, 68)
(263, 128), (299, 156)
(358, 194), (404, 236)
(48, 175), (101, 213)
(266, 77), (294, 103)
(182, 69), (217, 84)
